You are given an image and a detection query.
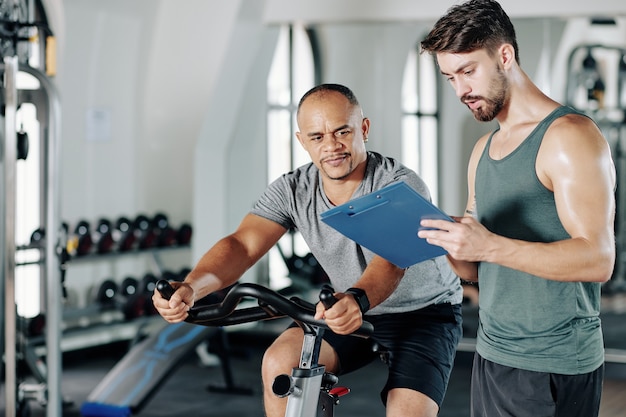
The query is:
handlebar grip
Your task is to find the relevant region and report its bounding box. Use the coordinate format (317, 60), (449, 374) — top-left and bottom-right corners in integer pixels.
(319, 284), (338, 309)
(156, 279), (176, 300)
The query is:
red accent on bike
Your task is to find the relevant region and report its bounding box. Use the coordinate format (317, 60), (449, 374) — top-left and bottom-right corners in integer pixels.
(329, 386), (350, 398)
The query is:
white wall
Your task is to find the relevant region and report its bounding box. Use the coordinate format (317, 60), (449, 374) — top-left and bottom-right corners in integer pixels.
(193, 0), (279, 283)
(56, 0), (255, 299)
(59, 0), (242, 227)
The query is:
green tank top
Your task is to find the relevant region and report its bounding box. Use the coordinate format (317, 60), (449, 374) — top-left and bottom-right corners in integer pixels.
(474, 106), (604, 374)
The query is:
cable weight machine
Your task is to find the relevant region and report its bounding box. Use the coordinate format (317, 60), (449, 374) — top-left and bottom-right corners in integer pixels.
(1, 0), (62, 416)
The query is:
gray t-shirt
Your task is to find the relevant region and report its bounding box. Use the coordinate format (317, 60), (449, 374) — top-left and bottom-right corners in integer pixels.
(251, 151), (463, 314)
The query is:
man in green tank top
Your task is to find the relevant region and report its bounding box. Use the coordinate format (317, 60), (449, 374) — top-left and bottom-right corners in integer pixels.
(419, 1), (616, 416)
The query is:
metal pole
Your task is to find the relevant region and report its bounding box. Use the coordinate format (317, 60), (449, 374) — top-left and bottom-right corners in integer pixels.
(3, 54), (19, 417)
(20, 63), (63, 417)
(42, 66), (62, 417)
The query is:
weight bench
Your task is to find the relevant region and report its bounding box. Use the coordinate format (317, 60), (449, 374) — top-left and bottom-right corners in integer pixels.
(80, 321), (251, 417)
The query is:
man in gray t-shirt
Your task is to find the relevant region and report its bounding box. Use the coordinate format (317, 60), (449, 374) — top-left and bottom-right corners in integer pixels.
(251, 151), (461, 314)
(153, 84), (463, 417)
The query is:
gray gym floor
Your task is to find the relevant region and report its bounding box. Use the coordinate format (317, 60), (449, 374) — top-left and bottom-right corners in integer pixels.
(2, 304), (626, 417)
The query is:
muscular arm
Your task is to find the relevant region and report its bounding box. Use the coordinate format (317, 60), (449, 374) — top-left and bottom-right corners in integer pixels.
(186, 214), (287, 298)
(494, 115), (616, 282)
(154, 214), (287, 322)
(420, 115), (615, 283)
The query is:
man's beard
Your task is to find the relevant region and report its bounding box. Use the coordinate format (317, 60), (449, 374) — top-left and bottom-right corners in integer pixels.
(320, 153), (354, 180)
(464, 66), (508, 122)
(322, 162), (354, 181)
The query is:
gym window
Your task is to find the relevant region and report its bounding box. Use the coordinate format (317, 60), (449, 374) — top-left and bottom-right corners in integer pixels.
(401, 44), (440, 204)
(266, 24), (319, 290)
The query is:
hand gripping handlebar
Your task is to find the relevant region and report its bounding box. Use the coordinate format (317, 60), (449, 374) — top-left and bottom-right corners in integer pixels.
(156, 280), (373, 338)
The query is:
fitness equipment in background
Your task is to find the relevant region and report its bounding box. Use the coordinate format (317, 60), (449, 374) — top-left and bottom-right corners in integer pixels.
(62, 276), (151, 331)
(139, 273), (159, 315)
(91, 274), (161, 322)
(80, 283), (252, 417)
(1, 41), (64, 417)
(620, 52), (626, 109)
(152, 212), (177, 247)
(94, 218), (115, 254)
(140, 273), (158, 295)
(48, 213), (193, 257)
(73, 220), (93, 257)
(16, 127), (29, 160)
(95, 278), (118, 308)
(114, 216), (137, 252)
(118, 276), (148, 320)
(276, 241), (330, 296)
(63, 280), (125, 330)
(134, 214), (158, 249)
(177, 223), (193, 246)
(29, 227), (45, 247)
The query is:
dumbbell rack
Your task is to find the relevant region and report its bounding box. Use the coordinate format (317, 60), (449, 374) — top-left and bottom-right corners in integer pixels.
(20, 243), (191, 353)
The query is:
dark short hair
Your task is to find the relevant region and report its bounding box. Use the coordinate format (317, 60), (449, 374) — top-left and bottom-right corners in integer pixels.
(297, 83), (360, 115)
(420, 0), (519, 63)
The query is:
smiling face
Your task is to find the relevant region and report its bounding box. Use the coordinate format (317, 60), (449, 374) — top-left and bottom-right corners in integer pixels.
(296, 90), (370, 181)
(437, 49), (510, 122)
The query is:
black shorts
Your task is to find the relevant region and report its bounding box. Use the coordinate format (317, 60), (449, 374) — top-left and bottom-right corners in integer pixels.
(471, 353), (604, 417)
(292, 302), (462, 407)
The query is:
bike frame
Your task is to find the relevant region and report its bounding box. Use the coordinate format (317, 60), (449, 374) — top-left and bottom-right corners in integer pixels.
(156, 280), (372, 417)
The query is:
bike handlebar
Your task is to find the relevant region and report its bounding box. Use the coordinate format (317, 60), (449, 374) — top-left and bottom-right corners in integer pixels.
(156, 280), (374, 338)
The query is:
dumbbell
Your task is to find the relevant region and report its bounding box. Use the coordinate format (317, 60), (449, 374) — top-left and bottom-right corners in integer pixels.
(177, 223), (193, 246)
(94, 218), (115, 254)
(119, 276), (139, 298)
(135, 214), (158, 249)
(118, 276), (148, 320)
(62, 280), (118, 329)
(30, 227), (45, 247)
(73, 220), (93, 256)
(95, 278), (118, 307)
(21, 313), (46, 338)
(115, 216), (137, 252)
(140, 273), (159, 315)
(152, 213), (169, 230)
(152, 213), (177, 247)
(94, 277), (147, 320)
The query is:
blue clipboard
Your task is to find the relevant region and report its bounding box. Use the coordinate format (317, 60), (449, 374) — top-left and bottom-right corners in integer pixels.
(320, 181), (452, 268)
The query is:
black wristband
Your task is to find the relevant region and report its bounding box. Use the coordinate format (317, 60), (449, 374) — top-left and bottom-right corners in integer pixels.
(345, 287), (370, 314)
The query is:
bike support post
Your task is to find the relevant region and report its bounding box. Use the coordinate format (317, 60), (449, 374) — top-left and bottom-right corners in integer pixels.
(278, 325), (327, 417)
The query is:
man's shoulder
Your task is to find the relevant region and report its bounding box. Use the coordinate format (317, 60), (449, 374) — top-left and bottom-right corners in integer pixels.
(365, 151), (431, 197)
(544, 109), (605, 149)
(278, 162), (318, 185)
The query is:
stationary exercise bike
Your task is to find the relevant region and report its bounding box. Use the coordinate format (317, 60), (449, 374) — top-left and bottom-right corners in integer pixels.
(156, 280), (374, 417)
